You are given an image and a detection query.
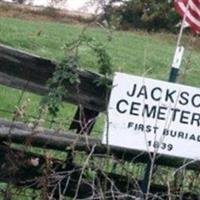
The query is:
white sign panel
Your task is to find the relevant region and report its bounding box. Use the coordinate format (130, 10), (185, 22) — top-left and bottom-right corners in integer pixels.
(102, 72), (200, 160)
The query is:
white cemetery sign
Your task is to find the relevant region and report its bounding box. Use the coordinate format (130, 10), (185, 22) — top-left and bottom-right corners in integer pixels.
(102, 72), (200, 160)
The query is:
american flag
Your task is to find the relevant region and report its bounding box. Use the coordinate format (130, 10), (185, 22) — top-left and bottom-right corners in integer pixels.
(174, 0), (200, 33)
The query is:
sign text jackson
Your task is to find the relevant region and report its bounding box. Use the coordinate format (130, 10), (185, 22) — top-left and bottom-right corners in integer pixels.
(102, 73), (200, 160)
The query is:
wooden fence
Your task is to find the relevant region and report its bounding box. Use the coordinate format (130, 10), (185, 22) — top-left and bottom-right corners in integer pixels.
(0, 44), (199, 199)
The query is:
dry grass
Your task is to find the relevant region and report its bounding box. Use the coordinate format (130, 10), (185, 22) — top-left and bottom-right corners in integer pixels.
(1, 1), (199, 51)
(0, 1), (94, 24)
(0, 4), (200, 199)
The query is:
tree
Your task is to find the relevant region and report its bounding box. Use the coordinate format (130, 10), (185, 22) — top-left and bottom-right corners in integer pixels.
(99, 0), (180, 32)
(13, 0), (27, 4)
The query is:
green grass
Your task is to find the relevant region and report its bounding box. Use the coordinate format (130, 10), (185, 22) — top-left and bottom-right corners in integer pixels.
(0, 16), (200, 199)
(0, 17), (199, 83)
(0, 16), (200, 135)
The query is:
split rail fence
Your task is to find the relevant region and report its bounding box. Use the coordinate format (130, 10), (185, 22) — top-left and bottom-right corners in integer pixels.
(0, 44), (199, 199)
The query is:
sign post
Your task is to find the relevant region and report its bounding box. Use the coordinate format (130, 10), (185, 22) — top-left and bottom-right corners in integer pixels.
(103, 73), (200, 160)
(169, 0), (191, 82)
(103, 72), (200, 195)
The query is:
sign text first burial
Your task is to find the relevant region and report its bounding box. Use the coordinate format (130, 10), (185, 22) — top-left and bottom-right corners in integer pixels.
(102, 73), (200, 160)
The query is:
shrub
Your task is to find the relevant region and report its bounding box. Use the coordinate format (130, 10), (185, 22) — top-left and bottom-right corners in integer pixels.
(102, 0), (180, 32)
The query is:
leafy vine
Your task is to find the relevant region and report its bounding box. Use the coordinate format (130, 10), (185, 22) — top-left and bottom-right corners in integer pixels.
(41, 28), (113, 118)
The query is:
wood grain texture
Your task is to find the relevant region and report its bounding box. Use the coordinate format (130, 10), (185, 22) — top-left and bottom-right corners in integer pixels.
(0, 44), (111, 111)
(0, 118), (198, 170)
(0, 45), (198, 171)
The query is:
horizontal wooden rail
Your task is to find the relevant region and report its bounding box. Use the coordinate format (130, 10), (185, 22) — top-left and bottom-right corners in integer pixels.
(0, 119), (199, 170)
(0, 144), (95, 199)
(0, 144), (177, 199)
(0, 44), (111, 112)
(0, 44), (199, 172)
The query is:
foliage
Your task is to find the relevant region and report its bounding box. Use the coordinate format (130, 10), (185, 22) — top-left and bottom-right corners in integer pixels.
(0, 15), (200, 200)
(41, 57), (80, 117)
(12, 0), (27, 4)
(102, 0), (180, 32)
(64, 31), (113, 76)
(41, 30), (113, 117)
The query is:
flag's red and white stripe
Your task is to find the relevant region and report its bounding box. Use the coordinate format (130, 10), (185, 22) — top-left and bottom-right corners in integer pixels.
(174, 0), (200, 33)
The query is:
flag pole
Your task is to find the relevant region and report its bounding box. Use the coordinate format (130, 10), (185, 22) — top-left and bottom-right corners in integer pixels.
(168, 0), (191, 82)
(140, 1), (192, 196)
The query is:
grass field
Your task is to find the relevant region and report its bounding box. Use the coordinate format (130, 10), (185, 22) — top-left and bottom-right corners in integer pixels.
(0, 16), (200, 134)
(0, 17), (199, 83)
(0, 11), (200, 200)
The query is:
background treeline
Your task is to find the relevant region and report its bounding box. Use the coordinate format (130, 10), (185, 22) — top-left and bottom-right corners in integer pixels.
(103, 0), (180, 32)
